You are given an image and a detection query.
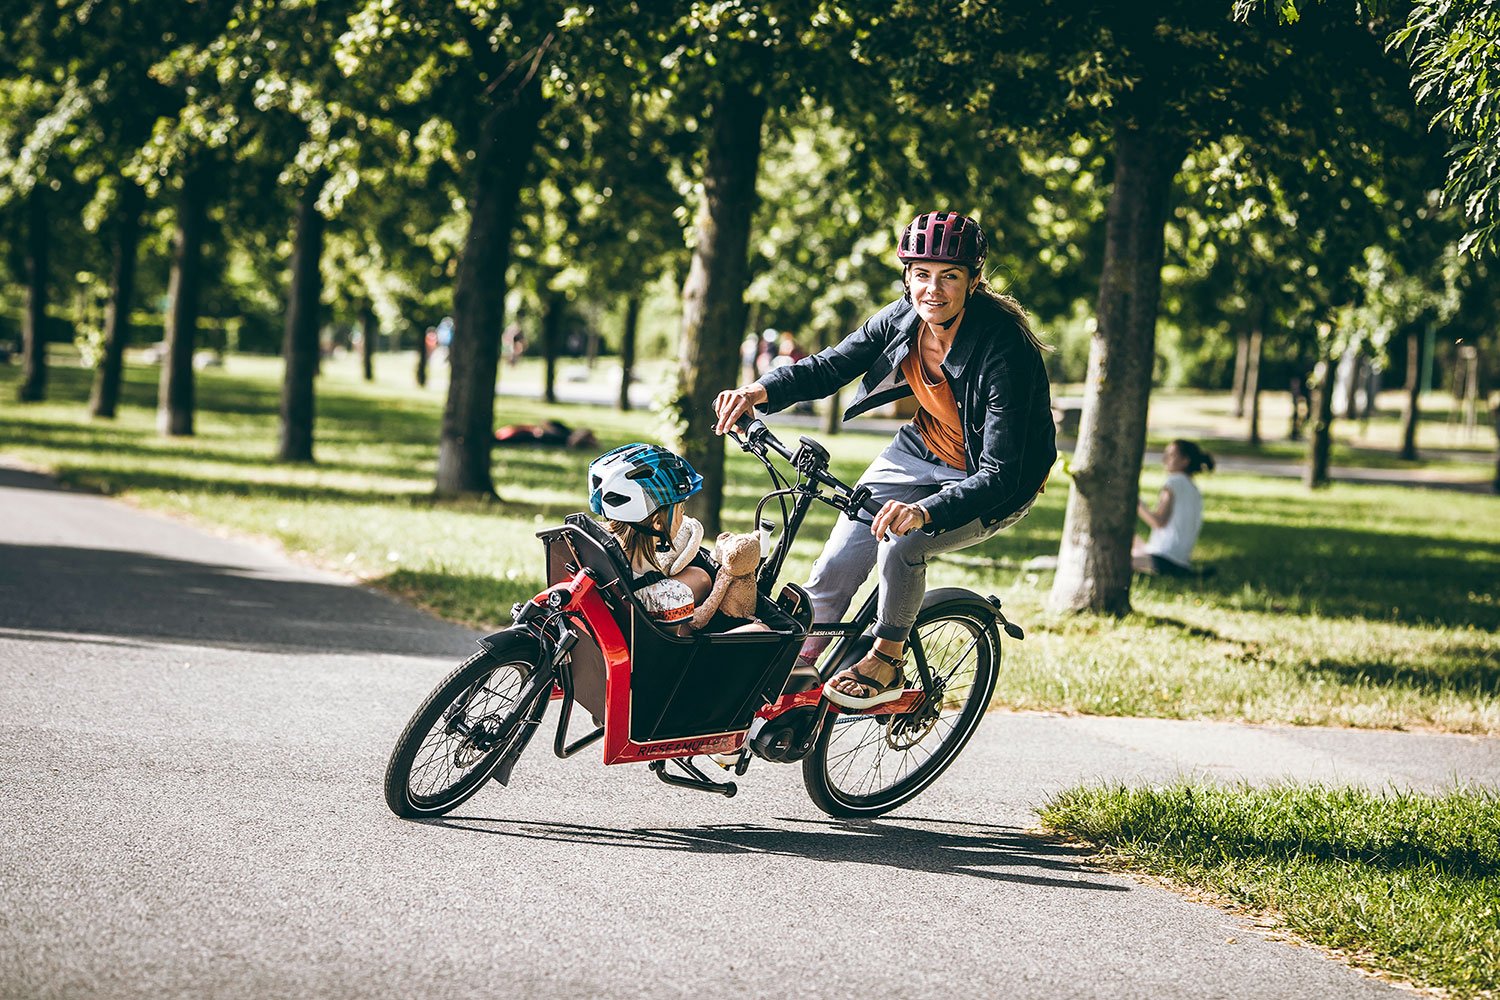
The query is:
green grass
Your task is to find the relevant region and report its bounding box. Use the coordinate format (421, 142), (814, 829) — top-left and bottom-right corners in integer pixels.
(1040, 781), (1500, 998)
(2, 349), (1498, 733)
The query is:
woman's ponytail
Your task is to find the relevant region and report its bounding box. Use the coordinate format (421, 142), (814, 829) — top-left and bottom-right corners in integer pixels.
(972, 276), (1051, 356)
(1172, 439), (1216, 475)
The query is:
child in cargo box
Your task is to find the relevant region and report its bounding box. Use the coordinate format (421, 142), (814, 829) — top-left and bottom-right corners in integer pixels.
(587, 443), (712, 634)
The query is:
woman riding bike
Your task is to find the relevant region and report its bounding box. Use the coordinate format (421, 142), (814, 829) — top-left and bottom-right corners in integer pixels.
(712, 211), (1057, 710)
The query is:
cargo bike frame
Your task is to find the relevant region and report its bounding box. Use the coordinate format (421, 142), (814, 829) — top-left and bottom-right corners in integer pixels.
(384, 418), (1024, 819)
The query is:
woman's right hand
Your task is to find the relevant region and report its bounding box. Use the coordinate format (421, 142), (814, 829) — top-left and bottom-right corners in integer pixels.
(713, 383), (768, 436)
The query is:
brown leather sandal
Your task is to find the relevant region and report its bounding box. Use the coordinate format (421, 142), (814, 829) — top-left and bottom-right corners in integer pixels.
(822, 647), (906, 710)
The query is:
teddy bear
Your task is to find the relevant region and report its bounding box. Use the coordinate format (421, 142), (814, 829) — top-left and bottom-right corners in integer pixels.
(689, 530), (762, 630)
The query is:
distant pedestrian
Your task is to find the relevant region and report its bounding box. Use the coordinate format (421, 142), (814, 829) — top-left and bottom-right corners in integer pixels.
(754, 329), (779, 378)
(503, 322), (527, 366)
(772, 330), (807, 368)
(772, 331), (814, 413)
(741, 333), (760, 384)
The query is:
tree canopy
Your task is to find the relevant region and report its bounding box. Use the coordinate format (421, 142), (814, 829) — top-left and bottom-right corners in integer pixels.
(2, 0), (1493, 588)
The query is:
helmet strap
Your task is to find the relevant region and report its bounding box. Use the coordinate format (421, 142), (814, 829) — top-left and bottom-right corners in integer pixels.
(641, 505), (677, 551)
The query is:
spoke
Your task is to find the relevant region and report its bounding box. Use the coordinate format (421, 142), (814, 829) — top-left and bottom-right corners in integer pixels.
(818, 613), (993, 805)
(827, 725), (886, 763)
(403, 661), (532, 801)
(827, 725), (886, 784)
(411, 738), (453, 779)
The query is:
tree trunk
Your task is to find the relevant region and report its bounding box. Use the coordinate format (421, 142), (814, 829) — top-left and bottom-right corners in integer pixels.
(158, 162), (211, 436)
(675, 76), (767, 535)
(542, 284), (563, 405)
(618, 293), (639, 412)
(277, 173), (327, 463)
(16, 188), (48, 403)
(1288, 370), (1305, 441)
(1399, 327), (1421, 460)
(360, 300), (376, 382)
(436, 72), (545, 497)
(1246, 325), (1264, 447)
(1049, 122), (1182, 616)
(416, 330), (429, 387)
(1491, 396), (1499, 493)
(89, 182), (146, 419)
(1306, 357), (1335, 488)
(1230, 330), (1250, 418)
(822, 301), (859, 436)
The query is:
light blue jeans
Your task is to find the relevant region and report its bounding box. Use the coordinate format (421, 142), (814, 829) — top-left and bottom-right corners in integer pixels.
(802, 425), (1034, 653)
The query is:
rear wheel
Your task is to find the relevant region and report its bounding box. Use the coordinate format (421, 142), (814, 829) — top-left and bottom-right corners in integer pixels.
(802, 598), (998, 818)
(384, 633), (548, 818)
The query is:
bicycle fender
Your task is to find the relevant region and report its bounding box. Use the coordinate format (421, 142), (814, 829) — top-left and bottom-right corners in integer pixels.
(918, 586), (989, 611)
(918, 588), (1005, 646)
(478, 626), (522, 652)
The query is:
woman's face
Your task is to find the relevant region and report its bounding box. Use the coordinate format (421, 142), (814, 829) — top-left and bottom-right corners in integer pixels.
(906, 261), (977, 327)
(1163, 443), (1188, 473)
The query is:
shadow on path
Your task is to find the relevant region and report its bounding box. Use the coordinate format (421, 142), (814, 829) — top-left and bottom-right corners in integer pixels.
(0, 466), (71, 493)
(430, 814), (1128, 891)
(0, 542), (476, 658)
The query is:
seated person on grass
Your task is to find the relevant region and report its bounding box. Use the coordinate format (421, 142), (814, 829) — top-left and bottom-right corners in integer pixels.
(1132, 439), (1214, 577)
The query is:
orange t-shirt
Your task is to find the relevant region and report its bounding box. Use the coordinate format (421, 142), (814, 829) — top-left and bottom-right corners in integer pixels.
(900, 352), (966, 471)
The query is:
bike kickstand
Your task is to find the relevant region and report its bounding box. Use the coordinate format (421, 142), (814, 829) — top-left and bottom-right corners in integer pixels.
(649, 758), (737, 798)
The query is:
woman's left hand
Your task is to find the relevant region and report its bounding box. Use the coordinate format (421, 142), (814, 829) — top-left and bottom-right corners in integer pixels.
(871, 500), (928, 538)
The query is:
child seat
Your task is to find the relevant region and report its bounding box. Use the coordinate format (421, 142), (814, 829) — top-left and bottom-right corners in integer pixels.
(539, 514), (806, 744)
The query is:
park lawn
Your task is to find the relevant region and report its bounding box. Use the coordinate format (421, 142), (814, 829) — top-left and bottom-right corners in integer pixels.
(1134, 386), (1498, 473)
(1040, 781), (1500, 998)
(1, 350), (1497, 734)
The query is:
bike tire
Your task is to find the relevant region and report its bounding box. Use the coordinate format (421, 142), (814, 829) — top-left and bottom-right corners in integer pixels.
(802, 597), (998, 818)
(384, 633), (548, 819)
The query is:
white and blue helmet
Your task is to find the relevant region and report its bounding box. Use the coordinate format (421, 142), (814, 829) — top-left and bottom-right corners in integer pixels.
(588, 443), (703, 523)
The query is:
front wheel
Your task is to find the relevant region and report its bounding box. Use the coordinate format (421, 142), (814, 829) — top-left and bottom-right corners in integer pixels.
(384, 633), (549, 819)
(802, 597), (998, 818)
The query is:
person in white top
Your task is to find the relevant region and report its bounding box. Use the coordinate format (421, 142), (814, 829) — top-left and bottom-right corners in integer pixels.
(1132, 439), (1215, 575)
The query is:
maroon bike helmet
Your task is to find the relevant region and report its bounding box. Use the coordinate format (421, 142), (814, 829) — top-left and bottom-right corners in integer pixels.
(897, 211), (987, 270)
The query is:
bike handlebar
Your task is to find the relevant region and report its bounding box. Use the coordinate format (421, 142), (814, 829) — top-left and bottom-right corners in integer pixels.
(731, 414), (883, 520)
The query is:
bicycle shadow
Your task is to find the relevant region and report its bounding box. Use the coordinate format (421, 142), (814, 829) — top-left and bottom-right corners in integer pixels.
(431, 813), (1128, 892)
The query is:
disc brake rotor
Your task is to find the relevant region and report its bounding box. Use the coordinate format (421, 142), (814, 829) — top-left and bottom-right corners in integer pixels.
(452, 715), (504, 767)
(884, 681), (942, 750)
(885, 711), (937, 750)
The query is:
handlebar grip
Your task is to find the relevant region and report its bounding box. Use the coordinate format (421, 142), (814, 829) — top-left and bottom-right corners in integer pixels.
(844, 483), (884, 520)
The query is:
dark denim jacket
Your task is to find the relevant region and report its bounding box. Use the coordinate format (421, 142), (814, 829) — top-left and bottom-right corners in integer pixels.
(757, 294), (1057, 533)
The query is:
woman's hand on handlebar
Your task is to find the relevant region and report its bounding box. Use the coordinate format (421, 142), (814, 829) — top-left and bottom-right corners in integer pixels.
(871, 500), (930, 538)
(713, 383), (768, 436)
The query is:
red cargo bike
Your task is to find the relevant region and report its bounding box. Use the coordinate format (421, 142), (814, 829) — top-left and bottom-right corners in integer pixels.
(384, 418), (1024, 819)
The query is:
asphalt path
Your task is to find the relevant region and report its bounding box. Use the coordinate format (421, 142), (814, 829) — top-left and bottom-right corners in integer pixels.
(3, 464), (1496, 999)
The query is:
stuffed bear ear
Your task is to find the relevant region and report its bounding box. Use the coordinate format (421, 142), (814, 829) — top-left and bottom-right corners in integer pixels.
(666, 515), (703, 576)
